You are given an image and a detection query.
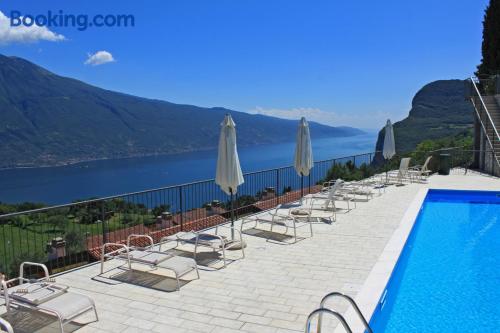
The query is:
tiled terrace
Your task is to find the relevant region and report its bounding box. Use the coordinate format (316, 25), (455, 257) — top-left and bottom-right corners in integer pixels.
(2, 170), (500, 333)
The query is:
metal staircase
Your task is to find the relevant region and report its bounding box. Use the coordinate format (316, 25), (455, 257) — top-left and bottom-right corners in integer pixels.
(469, 77), (500, 176)
(482, 96), (500, 155)
(305, 292), (373, 333)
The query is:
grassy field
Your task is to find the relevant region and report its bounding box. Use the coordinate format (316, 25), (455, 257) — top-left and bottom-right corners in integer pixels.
(0, 211), (155, 277)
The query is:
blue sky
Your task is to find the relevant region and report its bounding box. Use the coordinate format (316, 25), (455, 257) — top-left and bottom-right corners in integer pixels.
(0, 0), (490, 129)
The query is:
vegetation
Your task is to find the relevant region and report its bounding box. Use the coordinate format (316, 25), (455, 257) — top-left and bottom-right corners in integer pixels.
(0, 198), (169, 278)
(151, 204), (170, 218)
(64, 230), (86, 254)
(477, 0), (500, 76)
(409, 131), (474, 170)
(411, 130), (473, 159)
(322, 161), (378, 183)
(0, 202), (45, 214)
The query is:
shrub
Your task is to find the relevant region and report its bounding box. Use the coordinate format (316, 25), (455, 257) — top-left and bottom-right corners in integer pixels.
(151, 204), (170, 218)
(65, 230), (86, 254)
(6, 251), (46, 279)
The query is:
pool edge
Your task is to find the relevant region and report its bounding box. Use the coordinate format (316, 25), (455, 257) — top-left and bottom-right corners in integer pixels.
(340, 188), (429, 333)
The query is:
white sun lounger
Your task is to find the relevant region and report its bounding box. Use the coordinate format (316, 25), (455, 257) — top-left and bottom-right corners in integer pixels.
(0, 262), (98, 333)
(358, 176), (386, 194)
(161, 225), (245, 267)
(240, 204), (316, 243)
(306, 179), (356, 211)
(351, 178), (386, 196)
(341, 181), (377, 201)
(100, 234), (199, 290)
(408, 156), (432, 181)
(384, 157), (412, 184)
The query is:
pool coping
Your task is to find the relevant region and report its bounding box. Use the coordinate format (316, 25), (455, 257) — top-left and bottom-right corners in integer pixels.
(337, 187), (429, 332)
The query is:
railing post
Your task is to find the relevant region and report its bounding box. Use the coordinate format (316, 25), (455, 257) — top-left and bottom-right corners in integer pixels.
(101, 201), (107, 245)
(178, 185), (184, 231)
(308, 174), (311, 194)
(276, 168), (280, 205)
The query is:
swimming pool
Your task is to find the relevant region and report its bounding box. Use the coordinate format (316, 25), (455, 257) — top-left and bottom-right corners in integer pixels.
(369, 189), (500, 332)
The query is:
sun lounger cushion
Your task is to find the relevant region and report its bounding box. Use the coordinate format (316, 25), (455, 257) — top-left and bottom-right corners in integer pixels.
(6, 282), (68, 305)
(173, 232), (231, 247)
(38, 292), (95, 320)
(173, 231), (198, 242)
(196, 234), (226, 243)
(158, 256), (197, 276)
(119, 250), (172, 265)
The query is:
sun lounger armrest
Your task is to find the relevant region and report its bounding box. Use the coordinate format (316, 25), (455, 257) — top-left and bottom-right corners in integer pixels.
(101, 242), (129, 261)
(127, 234), (154, 249)
(1, 279), (11, 309)
(19, 262), (50, 281)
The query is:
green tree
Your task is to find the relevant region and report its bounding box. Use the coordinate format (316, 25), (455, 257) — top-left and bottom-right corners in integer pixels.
(152, 204), (170, 217)
(477, 0), (500, 76)
(47, 215), (68, 233)
(121, 213), (135, 225)
(65, 230), (85, 254)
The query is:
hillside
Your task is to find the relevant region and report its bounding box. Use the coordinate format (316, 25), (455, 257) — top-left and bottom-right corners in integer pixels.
(0, 55), (363, 168)
(374, 80), (474, 156)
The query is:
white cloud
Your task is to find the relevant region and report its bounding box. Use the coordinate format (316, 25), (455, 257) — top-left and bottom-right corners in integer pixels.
(84, 51), (115, 66)
(248, 106), (396, 129)
(0, 11), (65, 44)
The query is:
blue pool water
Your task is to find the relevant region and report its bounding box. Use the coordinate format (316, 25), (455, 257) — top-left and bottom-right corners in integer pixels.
(370, 189), (500, 333)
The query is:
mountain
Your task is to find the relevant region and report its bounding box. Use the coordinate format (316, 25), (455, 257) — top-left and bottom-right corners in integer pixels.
(0, 55), (363, 169)
(374, 79), (474, 156)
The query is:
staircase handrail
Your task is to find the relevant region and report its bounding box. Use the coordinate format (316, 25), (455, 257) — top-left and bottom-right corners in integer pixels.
(469, 77), (500, 172)
(470, 77), (500, 143)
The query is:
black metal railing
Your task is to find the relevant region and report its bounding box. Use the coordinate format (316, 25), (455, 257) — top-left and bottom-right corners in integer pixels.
(0, 152), (377, 277)
(423, 148), (498, 176)
(1, 148), (497, 277)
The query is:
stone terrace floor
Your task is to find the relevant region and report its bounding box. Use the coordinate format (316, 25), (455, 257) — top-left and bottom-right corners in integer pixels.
(2, 170), (500, 333)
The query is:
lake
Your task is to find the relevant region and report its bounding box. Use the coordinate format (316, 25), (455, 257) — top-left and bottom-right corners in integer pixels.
(0, 133), (377, 205)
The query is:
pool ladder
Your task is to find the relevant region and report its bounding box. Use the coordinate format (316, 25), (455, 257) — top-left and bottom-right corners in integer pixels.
(305, 292), (373, 333)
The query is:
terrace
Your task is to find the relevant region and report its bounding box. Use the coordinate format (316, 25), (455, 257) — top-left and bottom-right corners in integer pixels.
(1, 152), (499, 333)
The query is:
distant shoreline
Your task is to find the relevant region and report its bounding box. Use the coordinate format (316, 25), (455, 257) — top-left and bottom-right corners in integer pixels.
(0, 133), (368, 171)
(0, 147), (217, 171)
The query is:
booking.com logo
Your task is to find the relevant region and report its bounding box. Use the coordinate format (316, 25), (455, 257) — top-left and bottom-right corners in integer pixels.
(10, 10), (135, 31)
